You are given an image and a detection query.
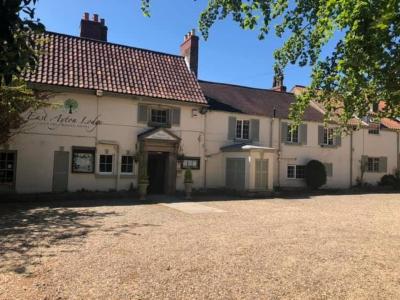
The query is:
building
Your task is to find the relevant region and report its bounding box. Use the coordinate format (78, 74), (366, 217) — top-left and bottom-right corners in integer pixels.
(1, 13), (399, 194)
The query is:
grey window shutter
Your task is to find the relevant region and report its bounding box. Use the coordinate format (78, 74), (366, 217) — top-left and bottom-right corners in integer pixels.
(166, 109), (171, 128)
(379, 157), (387, 173)
(228, 116), (237, 140)
(318, 126), (324, 145)
(324, 163), (333, 177)
(335, 133), (342, 147)
(137, 104), (148, 123)
(300, 124), (308, 145)
(361, 155), (368, 171)
(281, 122), (288, 143)
(251, 119), (260, 142)
(171, 108), (181, 126)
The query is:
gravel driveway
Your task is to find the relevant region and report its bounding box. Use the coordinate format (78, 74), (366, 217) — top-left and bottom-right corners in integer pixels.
(1, 193), (400, 299)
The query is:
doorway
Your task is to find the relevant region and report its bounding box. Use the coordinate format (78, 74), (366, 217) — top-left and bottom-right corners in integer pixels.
(52, 151), (69, 192)
(147, 152), (168, 194)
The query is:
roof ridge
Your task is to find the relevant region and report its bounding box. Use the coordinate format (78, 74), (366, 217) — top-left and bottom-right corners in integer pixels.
(199, 79), (295, 95)
(44, 31), (184, 59)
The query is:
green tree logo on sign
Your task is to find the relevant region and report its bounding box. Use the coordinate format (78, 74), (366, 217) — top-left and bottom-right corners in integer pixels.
(64, 99), (79, 114)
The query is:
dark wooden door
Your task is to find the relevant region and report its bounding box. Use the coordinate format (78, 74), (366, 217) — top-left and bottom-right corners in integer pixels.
(148, 152), (167, 194)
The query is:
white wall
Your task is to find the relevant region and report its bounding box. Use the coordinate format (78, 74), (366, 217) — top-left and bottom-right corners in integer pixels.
(5, 91), (206, 193)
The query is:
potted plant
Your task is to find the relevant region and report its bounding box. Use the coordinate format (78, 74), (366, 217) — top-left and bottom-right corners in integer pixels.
(184, 168), (193, 200)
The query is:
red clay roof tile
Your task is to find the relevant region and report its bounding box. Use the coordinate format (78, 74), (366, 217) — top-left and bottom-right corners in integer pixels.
(26, 32), (207, 105)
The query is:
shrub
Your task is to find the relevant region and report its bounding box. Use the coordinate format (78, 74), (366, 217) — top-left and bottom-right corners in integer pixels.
(184, 168), (193, 183)
(305, 160), (327, 190)
(379, 174), (396, 187)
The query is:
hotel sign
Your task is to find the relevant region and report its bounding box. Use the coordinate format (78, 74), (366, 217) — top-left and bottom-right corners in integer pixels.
(25, 99), (100, 133)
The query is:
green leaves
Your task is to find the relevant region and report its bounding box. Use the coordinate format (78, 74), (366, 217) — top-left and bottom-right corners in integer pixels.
(142, 0), (400, 126)
(0, 0), (46, 144)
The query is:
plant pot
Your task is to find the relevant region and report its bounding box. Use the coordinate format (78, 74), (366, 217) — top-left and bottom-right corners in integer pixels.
(138, 182), (149, 200)
(184, 182), (193, 200)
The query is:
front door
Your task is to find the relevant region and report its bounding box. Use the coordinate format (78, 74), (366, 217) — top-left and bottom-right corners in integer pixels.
(226, 158), (246, 190)
(147, 152), (167, 194)
(52, 151), (69, 192)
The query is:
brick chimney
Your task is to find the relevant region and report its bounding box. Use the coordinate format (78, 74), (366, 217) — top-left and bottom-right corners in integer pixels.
(180, 29), (199, 77)
(80, 12), (108, 42)
(272, 70), (287, 92)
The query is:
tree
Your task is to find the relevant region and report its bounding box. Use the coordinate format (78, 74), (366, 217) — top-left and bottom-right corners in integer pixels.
(0, 0), (46, 144)
(142, 0), (400, 127)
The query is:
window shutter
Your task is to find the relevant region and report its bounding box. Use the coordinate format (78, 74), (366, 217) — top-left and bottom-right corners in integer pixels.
(251, 119), (260, 142)
(300, 124), (308, 145)
(335, 133), (342, 147)
(324, 163), (333, 177)
(228, 116), (237, 140)
(318, 126), (324, 145)
(137, 104), (148, 123)
(361, 155), (368, 171)
(171, 108), (181, 126)
(379, 157), (387, 173)
(281, 122), (288, 143)
(166, 109), (171, 128)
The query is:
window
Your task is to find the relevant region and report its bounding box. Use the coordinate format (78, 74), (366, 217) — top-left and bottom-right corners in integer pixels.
(286, 125), (299, 143)
(150, 108), (168, 125)
(121, 156), (134, 174)
(236, 120), (250, 140)
(99, 155), (113, 174)
(181, 157), (200, 170)
(0, 152), (16, 184)
(368, 124), (380, 135)
(287, 165), (305, 179)
(72, 147), (95, 173)
(323, 128), (335, 145)
(367, 157), (380, 172)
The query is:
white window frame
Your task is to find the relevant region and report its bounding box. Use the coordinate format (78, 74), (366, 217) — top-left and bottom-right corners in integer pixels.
(150, 108), (169, 126)
(286, 125), (299, 143)
(120, 155), (134, 175)
(367, 157), (380, 172)
(323, 128), (335, 145)
(99, 154), (113, 175)
(236, 119), (250, 140)
(287, 164), (305, 179)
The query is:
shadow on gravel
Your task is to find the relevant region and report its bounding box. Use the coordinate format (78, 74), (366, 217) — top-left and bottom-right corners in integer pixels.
(0, 205), (118, 275)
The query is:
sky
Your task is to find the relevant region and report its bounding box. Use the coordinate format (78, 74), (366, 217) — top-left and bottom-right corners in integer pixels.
(35, 0), (314, 90)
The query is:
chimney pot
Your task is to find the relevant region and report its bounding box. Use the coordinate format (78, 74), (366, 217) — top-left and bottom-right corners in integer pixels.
(80, 13), (108, 41)
(180, 29), (199, 77)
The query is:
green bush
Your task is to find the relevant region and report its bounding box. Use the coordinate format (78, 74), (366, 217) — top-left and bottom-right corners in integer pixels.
(379, 174), (396, 186)
(379, 171), (400, 189)
(305, 160), (327, 190)
(184, 168), (193, 183)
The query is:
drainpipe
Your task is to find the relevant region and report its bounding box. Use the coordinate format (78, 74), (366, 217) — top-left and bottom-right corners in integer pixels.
(349, 130), (353, 188)
(277, 117), (281, 188)
(203, 108), (209, 190)
(397, 131), (400, 170)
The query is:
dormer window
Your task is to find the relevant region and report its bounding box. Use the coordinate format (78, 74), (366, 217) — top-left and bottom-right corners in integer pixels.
(368, 123), (380, 135)
(236, 120), (250, 140)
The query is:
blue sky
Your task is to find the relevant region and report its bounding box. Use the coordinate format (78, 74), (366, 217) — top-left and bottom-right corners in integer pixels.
(35, 0), (314, 90)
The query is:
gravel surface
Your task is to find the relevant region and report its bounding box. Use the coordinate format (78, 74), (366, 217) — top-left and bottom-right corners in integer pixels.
(1, 193), (400, 299)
